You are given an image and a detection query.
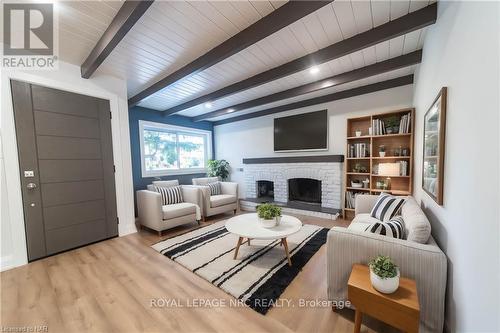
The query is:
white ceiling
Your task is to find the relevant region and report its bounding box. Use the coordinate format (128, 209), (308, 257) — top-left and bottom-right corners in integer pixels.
(55, 0), (435, 122)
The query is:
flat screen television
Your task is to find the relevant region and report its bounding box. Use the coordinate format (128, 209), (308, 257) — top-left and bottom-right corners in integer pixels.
(274, 110), (328, 152)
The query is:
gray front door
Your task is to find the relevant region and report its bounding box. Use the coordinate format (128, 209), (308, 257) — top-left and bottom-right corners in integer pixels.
(10, 80), (118, 261)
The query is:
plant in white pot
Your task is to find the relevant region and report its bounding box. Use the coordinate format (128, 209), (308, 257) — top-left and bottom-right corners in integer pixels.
(256, 203), (282, 228)
(379, 145), (386, 157)
(369, 255), (400, 294)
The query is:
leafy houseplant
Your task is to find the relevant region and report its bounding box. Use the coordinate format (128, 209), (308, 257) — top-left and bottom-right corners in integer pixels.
(369, 255), (400, 293)
(384, 116), (400, 134)
(256, 203), (282, 228)
(207, 159), (230, 181)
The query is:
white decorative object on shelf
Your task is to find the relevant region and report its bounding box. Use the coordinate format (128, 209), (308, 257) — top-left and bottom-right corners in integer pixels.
(378, 163), (401, 176)
(351, 181), (363, 188)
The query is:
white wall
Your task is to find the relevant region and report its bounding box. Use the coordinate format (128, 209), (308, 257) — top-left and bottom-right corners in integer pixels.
(0, 61), (137, 271)
(412, 1), (499, 332)
(215, 85), (413, 197)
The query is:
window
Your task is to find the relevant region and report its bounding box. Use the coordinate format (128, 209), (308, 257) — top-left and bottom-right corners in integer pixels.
(139, 121), (212, 177)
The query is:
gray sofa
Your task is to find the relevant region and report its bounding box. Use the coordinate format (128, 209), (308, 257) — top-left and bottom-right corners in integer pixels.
(136, 180), (202, 235)
(327, 195), (447, 333)
(192, 177), (238, 221)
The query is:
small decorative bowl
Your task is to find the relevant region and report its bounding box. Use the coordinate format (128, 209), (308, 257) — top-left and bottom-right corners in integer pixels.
(351, 182), (363, 188)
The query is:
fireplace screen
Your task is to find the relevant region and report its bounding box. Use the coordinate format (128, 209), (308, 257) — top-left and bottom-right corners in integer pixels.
(288, 178), (321, 204)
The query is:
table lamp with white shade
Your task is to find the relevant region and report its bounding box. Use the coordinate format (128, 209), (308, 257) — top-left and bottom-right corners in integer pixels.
(378, 163), (401, 190)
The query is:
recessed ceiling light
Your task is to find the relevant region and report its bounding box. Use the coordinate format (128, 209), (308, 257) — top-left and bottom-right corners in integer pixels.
(309, 66), (320, 74)
(204, 102), (212, 108)
(227, 108), (235, 113)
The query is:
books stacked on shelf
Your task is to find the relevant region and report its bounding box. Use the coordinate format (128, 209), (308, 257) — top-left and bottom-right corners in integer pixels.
(399, 160), (409, 176)
(345, 191), (359, 209)
(399, 112), (412, 133)
(348, 143), (370, 158)
(372, 119), (385, 135)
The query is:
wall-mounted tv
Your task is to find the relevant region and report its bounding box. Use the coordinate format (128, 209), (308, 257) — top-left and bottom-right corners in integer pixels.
(274, 110), (328, 152)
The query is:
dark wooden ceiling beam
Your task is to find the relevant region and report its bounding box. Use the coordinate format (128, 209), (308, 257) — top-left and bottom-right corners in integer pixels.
(165, 3), (436, 116)
(81, 0), (154, 78)
(194, 50), (422, 121)
(213, 75), (414, 126)
(128, 1), (333, 107)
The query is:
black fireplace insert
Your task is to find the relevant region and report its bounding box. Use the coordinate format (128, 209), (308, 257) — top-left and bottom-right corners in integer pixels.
(257, 180), (274, 199)
(288, 178), (321, 204)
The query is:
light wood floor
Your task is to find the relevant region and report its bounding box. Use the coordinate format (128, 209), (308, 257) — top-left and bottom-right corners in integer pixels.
(1, 211), (399, 333)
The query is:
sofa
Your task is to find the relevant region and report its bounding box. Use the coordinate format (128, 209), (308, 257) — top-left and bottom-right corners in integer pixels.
(327, 195), (447, 333)
(192, 177), (238, 221)
(136, 180), (202, 235)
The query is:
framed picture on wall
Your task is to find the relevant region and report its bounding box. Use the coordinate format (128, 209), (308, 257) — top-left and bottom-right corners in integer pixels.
(422, 87), (447, 205)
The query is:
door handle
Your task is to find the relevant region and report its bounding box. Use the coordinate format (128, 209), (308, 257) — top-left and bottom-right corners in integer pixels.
(27, 183), (37, 190)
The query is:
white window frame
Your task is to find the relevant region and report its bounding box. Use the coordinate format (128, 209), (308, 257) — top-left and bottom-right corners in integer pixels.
(139, 120), (212, 177)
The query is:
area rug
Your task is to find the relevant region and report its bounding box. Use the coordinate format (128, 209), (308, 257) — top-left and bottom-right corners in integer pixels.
(152, 221), (328, 314)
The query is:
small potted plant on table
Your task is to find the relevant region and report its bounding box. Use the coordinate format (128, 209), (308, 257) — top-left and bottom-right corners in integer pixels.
(256, 203), (282, 228)
(369, 255), (400, 294)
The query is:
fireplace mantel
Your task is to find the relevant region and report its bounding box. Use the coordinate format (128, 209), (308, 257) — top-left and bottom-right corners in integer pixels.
(242, 155), (344, 164)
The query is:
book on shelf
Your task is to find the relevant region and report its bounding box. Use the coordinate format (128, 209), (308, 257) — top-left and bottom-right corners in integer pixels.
(372, 119), (386, 135)
(348, 143), (370, 158)
(398, 160), (409, 176)
(345, 191), (360, 209)
(398, 112), (412, 134)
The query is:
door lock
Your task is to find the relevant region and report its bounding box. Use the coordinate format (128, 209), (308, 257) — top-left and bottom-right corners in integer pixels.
(26, 183), (37, 190)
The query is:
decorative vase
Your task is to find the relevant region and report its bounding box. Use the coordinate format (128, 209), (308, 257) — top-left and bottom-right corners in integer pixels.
(370, 268), (400, 294)
(379, 151), (386, 157)
(275, 216), (282, 225)
(355, 130), (362, 137)
(259, 217), (277, 228)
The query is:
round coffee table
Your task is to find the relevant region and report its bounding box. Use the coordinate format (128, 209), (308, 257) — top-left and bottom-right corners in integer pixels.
(225, 213), (302, 266)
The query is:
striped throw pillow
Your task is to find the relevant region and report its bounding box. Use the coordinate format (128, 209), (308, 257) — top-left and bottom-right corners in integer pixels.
(365, 216), (405, 239)
(154, 185), (183, 205)
(370, 193), (406, 222)
(208, 182), (221, 195)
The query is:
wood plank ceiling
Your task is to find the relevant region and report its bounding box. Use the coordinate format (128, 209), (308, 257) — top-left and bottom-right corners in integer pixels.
(59, 0), (437, 124)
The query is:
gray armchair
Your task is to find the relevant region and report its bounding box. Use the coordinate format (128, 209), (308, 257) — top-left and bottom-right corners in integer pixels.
(136, 180), (202, 235)
(192, 177), (238, 221)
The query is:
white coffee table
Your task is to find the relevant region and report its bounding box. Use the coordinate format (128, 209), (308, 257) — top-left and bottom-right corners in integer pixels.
(225, 213), (302, 266)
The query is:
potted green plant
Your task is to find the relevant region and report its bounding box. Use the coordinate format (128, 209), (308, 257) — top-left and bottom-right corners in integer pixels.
(384, 116), (400, 134)
(207, 159), (230, 181)
(379, 145), (386, 157)
(369, 255), (400, 294)
(256, 203), (282, 228)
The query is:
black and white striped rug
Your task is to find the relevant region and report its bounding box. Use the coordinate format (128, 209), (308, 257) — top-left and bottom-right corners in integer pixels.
(152, 221), (328, 314)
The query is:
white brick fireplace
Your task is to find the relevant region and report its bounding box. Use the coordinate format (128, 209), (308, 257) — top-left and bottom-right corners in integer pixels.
(243, 156), (343, 209)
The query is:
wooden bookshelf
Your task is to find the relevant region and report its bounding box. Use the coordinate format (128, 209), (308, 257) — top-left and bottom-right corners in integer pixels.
(343, 108), (415, 220)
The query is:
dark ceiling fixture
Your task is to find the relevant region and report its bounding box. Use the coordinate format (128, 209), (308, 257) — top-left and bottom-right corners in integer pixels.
(127, 1), (334, 107)
(194, 50), (422, 121)
(81, 0), (154, 79)
(163, 3), (436, 116)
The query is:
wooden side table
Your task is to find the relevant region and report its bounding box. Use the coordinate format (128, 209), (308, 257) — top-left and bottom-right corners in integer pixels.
(347, 264), (420, 333)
